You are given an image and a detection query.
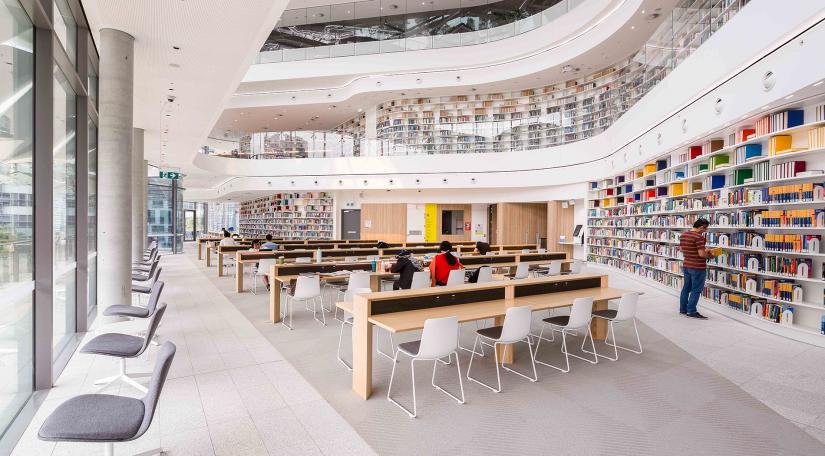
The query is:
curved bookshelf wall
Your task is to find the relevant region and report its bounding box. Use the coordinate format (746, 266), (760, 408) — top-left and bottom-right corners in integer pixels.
(586, 97), (825, 345)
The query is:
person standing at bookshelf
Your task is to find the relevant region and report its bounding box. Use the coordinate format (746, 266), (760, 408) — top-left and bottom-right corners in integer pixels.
(679, 218), (717, 319)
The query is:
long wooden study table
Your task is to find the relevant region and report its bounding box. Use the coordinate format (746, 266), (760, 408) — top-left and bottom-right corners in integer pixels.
(264, 252), (573, 318)
(337, 273), (628, 399)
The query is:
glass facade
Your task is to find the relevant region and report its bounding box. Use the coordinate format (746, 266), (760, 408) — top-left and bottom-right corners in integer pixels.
(0, 0), (98, 444)
(0, 0), (33, 441)
(147, 177), (184, 253)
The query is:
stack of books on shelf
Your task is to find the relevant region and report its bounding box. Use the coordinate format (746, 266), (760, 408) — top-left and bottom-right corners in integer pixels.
(238, 192), (334, 240)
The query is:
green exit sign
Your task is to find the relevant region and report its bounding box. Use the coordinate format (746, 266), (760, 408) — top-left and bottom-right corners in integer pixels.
(159, 171), (182, 180)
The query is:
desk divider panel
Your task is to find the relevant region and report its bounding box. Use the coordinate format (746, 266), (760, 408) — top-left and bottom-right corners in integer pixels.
(513, 277), (603, 297)
(382, 246), (440, 255)
(460, 255), (518, 266)
(370, 288), (507, 315)
(282, 244), (338, 250)
(519, 253), (566, 261)
(275, 263), (373, 276)
(336, 243), (378, 249)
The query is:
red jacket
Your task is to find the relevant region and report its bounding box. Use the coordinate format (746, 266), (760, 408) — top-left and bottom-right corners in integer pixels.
(429, 252), (463, 286)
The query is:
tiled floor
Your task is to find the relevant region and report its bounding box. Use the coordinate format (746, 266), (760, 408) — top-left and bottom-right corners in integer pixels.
(10, 250), (375, 456)
(9, 248), (825, 455)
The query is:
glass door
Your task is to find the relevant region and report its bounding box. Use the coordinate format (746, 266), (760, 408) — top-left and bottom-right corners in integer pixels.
(184, 209), (196, 241)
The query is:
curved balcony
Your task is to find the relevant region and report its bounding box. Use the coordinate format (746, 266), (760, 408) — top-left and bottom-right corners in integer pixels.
(207, 0), (750, 159)
(256, 0), (583, 63)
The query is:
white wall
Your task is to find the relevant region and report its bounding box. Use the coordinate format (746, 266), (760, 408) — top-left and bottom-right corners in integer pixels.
(406, 204), (425, 242)
(471, 204), (488, 242)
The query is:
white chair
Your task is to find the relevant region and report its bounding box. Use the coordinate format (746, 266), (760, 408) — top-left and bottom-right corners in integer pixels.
(564, 260), (583, 275)
(252, 258), (277, 295)
(521, 249), (531, 254)
(466, 306), (537, 392)
(337, 287), (373, 370)
(295, 257), (312, 264)
(410, 270), (431, 289)
(511, 262), (529, 280)
(582, 292), (642, 361)
(543, 261), (562, 276)
(387, 316), (465, 418)
(476, 266), (493, 283)
(446, 269), (465, 286)
(367, 255), (380, 261)
(282, 275), (324, 330)
(332, 271), (372, 317)
(344, 256), (359, 262)
(533, 297), (598, 372)
(485, 251), (496, 256)
(537, 248), (546, 253)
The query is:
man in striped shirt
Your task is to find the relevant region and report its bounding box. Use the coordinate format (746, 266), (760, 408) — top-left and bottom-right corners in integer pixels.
(679, 218), (717, 319)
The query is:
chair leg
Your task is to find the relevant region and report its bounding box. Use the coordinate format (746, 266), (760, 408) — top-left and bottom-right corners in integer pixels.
(535, 328), (570, 373)
(500, 338), (538, 382)
(337, 319), (352, 371)
(105, 442), (114, 456)
(431, 352), (465, 404)
(132, 447), (166, 456)
(582, 318), (618, 361)
(466, 336), (502, 393)
(458, 323), (484, 357)
(387, 351), (416, 418)
(93, 358), (149, 394)
(567, 326), (598, 365)
(281, 295), (294, 331)
(376, 329), (396, 362)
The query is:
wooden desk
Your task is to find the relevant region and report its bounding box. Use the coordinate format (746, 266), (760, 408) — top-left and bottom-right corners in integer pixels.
(215, 245), (250, 276)
(197, 238), (220, 260)
(342, 273), (622, 399)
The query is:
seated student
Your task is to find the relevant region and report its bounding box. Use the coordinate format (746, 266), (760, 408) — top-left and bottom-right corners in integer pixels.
(222, 228), (231, 238)
(219, 231), (236, 246)
(376, 240), (390, 249)
(429, 241), (464, 286)
(261, 234), (279, 251)
(473, 241), (491, 255)
(249, 241), (261, 252)
(391, 249), (423, 290)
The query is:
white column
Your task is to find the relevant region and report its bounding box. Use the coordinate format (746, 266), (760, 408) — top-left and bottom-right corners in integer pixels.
(364, 106), (377, 156)
(131, 128), (144, 261)
(98, 29), (134, 320)
(142, 159), (148, 251)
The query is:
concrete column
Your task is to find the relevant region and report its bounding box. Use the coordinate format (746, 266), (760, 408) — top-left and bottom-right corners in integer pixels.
(98, 29), (134, 321)
(364, 106), (377, 156)
(131, 128), (144, 261)
(142, 159), (148, 250)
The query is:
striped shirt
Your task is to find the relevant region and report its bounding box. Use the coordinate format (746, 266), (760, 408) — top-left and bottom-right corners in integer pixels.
(680, 230), (707, 270)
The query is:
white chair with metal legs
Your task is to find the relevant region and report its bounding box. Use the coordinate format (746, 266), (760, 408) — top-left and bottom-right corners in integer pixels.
(510, 262), (529, 280)
(252, 258), (277, 295)
(410, 270), (431, 289)
(563, 259), (583, 275)
(337, 288), (373, 371)
(387, 316), (465, 418)
(581, 292), (642, 361)
(541, 261), (562, 277)
(281, 275), (324, 330)
(445, 269), (465, 286)
(533, 297), (598, 373)
(476, 266), (493, 283)
(466, 305), (537, 393)
(331, 271), (371, 318)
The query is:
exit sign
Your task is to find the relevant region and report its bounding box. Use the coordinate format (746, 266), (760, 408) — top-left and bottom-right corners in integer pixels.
(159, 171), (181, 180)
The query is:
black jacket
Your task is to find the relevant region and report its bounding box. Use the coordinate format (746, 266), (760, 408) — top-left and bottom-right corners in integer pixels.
(391, 257), (420, 289)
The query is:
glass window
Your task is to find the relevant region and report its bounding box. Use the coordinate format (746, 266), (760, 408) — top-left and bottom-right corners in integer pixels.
(53, 0), (77, 64)
(53, 65), (76, 268)
(87, 57), (97, 108)
(0, 0), (33, 438)
(53, 64), (77, 359)
(88, 120), (96, 252)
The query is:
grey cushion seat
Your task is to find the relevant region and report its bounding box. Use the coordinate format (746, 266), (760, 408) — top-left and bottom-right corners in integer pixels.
(398, 340), (421, 356)
(103, 304), (150, 318)
(542, 315), (570, 326)
(38, 394), (144, 442)
(592, 309), (618, 320)
(81, 333), (144, 357)
(132, 272), (149, 281)
(476, 326), (503, 340)
(132, 283), (151, 294)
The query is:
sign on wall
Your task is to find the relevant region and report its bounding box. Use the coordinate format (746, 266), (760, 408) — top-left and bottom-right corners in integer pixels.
(159, 171), (182, 180)
(424, 203), (438, 242)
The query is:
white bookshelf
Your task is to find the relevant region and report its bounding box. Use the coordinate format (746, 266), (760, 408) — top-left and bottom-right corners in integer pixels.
(587, 99), (825, 341)
(239, 192), (334, 239)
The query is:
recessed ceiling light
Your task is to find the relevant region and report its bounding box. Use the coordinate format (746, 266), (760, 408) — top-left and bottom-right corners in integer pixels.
(641, 10), (645, 13)
(631, 25), (635, 30)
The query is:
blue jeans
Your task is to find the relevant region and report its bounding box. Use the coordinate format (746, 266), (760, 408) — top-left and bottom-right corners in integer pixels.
(680, 268), (706, 315)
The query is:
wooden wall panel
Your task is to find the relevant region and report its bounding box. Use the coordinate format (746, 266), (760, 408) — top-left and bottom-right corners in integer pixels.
(495, 203), (547, 245)
(360, 203), (407, 242)
(547, 201), (575, 253)
(436, 204), (472, 242)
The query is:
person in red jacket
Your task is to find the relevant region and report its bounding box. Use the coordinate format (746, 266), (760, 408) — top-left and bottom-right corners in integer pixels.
(430, 241), (464, 286)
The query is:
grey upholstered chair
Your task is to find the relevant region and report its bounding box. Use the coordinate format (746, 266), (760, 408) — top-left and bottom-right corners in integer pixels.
(131, 259), (158, 281)
(104, 281), (164, 319)
(39, 341), (176, 456)
(83, 303), (167, 393)
(132, 266), (161, 297)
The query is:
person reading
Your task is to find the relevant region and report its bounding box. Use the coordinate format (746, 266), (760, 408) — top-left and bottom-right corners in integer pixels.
(678, 218), (717, 319)
(429, 241), (464, 286)
(390, 249), (423, 290)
